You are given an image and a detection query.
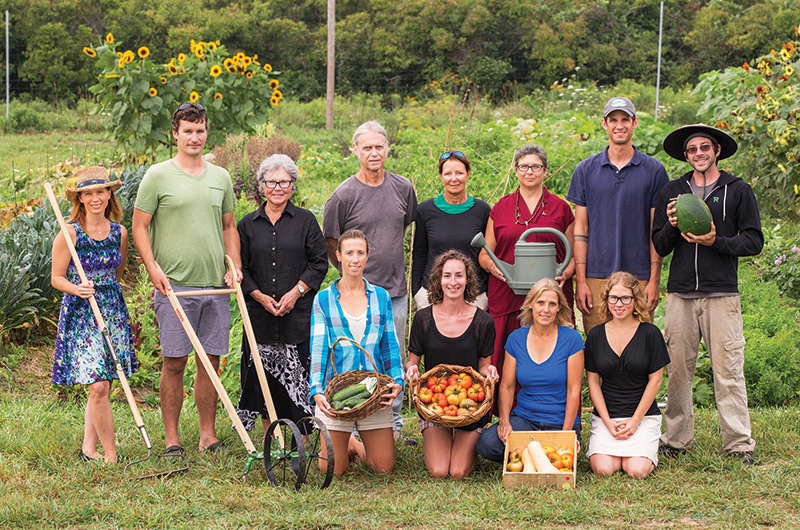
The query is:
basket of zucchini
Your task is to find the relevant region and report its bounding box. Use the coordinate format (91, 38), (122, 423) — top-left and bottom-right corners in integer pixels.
(324, 337), (394, 421)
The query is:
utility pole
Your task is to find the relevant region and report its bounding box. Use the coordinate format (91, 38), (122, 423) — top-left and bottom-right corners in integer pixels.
(655, 1), (664, 121)
(326, 0), (335, 129)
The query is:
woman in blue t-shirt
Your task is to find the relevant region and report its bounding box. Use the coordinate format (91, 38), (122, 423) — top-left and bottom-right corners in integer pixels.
(476, 278), (584, 462)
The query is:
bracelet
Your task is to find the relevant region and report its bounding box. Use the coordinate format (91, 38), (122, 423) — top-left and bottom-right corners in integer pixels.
(575, 262), (587, 265)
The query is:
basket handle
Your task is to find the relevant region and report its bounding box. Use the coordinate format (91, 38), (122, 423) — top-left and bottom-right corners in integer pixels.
(328, 336), (382, 378)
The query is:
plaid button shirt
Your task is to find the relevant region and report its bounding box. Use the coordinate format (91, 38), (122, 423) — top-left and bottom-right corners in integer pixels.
(309, 278), (404, 401)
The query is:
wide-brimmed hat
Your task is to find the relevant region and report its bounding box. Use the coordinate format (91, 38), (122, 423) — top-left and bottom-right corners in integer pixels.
(65, 167), (122, 201)
(663, 123), (738, 161)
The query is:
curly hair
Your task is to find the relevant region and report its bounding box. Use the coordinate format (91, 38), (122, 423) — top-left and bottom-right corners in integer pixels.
(426, 250), (480, 304)
(518, 277), (572, 327)
(598, 271), (650, 323)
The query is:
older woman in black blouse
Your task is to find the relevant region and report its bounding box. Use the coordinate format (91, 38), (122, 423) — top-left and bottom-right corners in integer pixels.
(236, 154), (329, 432)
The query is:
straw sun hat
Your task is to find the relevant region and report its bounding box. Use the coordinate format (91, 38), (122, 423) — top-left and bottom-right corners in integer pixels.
(65, 167), (122, 201)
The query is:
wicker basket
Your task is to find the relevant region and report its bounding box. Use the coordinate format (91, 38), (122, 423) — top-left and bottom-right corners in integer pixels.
(323, 337), (395, 422)
(411, 363), (495, 428)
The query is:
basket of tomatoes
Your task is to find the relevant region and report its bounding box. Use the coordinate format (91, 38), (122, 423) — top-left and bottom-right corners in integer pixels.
(411, 363), (494, 428)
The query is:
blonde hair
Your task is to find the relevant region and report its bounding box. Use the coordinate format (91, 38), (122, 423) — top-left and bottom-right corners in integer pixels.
(67, 189), (123, 224)
(518, 278), (572, 328)
(598, 271), (650, 323)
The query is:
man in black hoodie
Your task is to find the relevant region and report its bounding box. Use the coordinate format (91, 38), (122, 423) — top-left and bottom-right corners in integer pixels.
(653, 124), (763, 465)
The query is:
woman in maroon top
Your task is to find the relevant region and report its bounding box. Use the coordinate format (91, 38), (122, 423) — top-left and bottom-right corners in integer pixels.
(478, 144), (575, 383)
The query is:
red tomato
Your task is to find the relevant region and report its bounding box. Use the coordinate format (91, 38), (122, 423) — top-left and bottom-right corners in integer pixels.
(428, 377), (447, 394)
(447, 373), (459, 388)
(443, 405), (459, 417)
(432, 392), (447, 408)
(426, 377), (438, 390)
(468, 383), (486, 402)
(456, 372), (473, 389)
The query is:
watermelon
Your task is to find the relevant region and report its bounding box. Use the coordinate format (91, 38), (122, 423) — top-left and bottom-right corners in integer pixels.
(674, 194), (712, 235)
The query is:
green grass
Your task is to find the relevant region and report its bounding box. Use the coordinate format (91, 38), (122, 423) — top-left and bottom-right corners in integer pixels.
(2, 366), (800, 530)
(0, 132), (118, 203)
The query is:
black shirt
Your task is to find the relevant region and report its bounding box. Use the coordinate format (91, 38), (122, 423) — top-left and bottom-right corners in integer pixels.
(238, 201), (328, 345)
(585, 322), (669, 418)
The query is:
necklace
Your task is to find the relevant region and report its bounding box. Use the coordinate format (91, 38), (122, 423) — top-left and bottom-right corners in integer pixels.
(515, 189), (545, 225)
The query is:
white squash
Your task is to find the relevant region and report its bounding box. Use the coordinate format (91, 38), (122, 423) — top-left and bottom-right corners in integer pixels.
(527, 440), (559, 473)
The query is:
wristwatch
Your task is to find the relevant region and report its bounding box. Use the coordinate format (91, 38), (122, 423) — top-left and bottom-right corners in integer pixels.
(296, 283), (306, 296)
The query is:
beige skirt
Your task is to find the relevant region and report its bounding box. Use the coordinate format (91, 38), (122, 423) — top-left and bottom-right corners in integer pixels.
(586, 414), (662, 466)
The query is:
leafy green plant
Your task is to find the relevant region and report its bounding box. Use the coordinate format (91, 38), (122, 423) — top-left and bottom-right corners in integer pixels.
(694, 33), (800, 218)
(127, 264), (161, 390)
(84, 34), (283, 159)
(0, 251), (45, 342)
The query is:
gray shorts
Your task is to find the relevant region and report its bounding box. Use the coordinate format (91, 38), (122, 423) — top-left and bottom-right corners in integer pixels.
(153, 284), (231, 358)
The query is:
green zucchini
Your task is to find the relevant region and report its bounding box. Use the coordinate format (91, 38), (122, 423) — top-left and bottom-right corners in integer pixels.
(341, 391), (372, 409)
(331, 400), (344, 410)
(332, 383), (367, 403)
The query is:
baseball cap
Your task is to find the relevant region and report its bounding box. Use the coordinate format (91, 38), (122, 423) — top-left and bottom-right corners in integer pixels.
(603, 97), (636, 118)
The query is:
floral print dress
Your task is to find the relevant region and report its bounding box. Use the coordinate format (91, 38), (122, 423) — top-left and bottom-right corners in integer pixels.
(52, 223), (137, 385)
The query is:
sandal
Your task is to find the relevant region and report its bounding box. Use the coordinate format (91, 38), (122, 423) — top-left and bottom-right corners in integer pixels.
(162, 445), (185, 457)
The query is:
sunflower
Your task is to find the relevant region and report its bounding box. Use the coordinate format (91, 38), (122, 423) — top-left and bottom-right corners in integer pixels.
(269, 79), (279, 90)
(189, 91), (199, 103)
(149, 87), (158, 97)
(82, 47), (96, 58)
(178, 53), (186, 65)
(210, 64), (222, 77)
(190, 40), (196, 53)
(787, 65), (795, 77)
(214, 92), (223, 100)
(270, 96), (279, 106)
(106, 33), (114, 44)
(272, 89), (282, 100)
(195, 45), (205, 59)
(160, 76), (167, 84)
(224, 58), (235, 73)
(207, 41), (217, 52)
(263, 63), (273, 73)
(243, 56), (252, 67)
(138, 46), (150, 59)
(245, 71), (254, 79)
(742, 61), (750, 73)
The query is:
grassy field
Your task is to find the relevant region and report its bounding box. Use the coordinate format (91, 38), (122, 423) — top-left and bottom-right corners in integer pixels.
(2, 357), (800, 530)
(3, 94), (800, 529)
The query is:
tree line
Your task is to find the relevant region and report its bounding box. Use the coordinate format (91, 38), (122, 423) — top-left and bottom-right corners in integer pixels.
(4, 0), (799, 106)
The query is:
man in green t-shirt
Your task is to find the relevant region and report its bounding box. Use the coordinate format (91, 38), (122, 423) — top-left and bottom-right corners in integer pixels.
(132, 103), (241, 455)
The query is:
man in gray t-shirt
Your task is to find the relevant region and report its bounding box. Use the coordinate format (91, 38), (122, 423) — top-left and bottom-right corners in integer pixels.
(323, 120), (417, 440)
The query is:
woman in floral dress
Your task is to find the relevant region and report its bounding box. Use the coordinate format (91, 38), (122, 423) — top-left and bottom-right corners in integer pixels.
(51, 167), (137, 464)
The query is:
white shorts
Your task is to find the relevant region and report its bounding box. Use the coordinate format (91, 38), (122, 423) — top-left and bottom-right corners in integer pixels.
(314, 405), (394, 433)
(586, 414), (662, 466)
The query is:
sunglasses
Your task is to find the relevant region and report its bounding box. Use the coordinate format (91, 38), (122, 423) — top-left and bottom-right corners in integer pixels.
(173, 102), (206, 116)
(439, 151), (466, 161)
(685, 143), (714, 155)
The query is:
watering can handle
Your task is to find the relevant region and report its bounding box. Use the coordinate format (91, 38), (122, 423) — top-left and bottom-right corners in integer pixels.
(517, 227), (573, 277)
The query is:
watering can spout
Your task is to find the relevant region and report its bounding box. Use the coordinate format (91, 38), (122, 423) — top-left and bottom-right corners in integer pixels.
(470, 232), (514, 281)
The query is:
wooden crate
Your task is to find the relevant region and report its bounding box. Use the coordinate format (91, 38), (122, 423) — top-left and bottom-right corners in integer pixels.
(502, 430), (578, 489)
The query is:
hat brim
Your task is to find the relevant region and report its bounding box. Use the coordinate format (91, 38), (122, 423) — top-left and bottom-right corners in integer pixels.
(65, 180), (122, 201)
(663, 124), (738, 161)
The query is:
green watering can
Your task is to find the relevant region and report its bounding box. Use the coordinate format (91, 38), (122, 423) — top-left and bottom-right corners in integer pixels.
(471, 227), (572, 295)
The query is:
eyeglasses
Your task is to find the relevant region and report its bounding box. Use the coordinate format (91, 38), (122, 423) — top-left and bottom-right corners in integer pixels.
(608, 295), (634, 305)
(440, 151), (466, 161)
(685, 143), (714, 155)
(516, 164), (546, 173)
(264, 180), (293, 189)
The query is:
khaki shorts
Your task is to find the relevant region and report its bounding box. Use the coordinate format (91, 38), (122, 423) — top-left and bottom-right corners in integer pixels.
(314, 404), (394, 433)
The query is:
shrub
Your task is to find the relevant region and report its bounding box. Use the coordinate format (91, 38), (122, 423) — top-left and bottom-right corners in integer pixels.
(84, 34), (283, 159)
